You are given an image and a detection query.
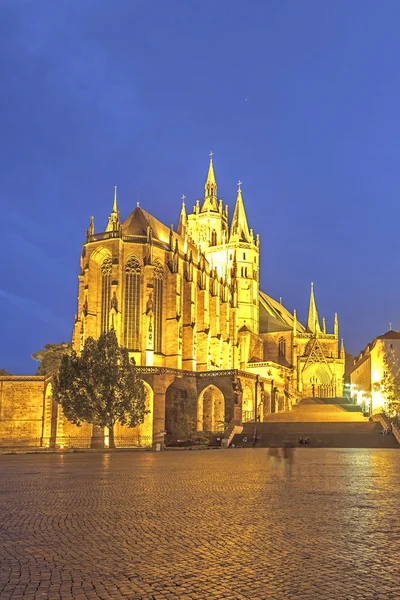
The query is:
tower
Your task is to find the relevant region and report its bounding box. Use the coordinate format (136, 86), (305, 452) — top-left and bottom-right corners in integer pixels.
(186, 158), (259, 334)
(227, 181), (259, 334)
(186, 153), (229, 255)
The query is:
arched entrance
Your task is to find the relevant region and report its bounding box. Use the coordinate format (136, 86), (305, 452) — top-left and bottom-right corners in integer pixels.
(114, 380), (154, 447)
(302, 364), (334, 398)
(41, 382), (58, 448)
(242, 385), (254, 422)
(197, 385), (225, 432)
(165, 378), (197, 439)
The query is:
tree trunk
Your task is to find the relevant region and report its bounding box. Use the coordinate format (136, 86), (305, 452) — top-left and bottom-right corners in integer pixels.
(109, 424), (116, 449)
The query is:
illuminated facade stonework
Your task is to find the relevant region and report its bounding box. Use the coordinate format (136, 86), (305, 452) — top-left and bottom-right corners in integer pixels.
(68, 157), (344, 445)
(350, 330), (400, 414)
(0, 158), (345, 448)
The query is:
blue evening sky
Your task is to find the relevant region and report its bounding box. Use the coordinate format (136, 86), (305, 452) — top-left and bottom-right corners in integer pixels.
(1, 0), (400, 374)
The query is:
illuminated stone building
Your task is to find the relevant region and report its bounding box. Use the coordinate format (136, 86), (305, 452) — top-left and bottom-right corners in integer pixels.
(66, 156), (344, 446)
(350, 330), (400, 414)
(0, 157), (345, 448)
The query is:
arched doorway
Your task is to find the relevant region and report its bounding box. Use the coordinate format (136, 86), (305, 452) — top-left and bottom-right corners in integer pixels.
(302, 364), (333, 398)
(41, 382), (58, 448)
(197, 385), (225, 432)
(114, 380), (154, 447)
(165, 378), (197, 439)
(242, 385), (254, 422)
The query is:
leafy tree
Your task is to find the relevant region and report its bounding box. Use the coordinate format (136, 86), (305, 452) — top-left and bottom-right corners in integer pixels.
(380, 349), (400, 418)
(0, 368), (13, 376)
(53, 330), (146, 448)
(32, 342), (72, 375)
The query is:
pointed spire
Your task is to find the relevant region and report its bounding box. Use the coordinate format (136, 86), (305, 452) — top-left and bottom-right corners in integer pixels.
(113, 185), (118, 213)
(206, 152), (217, 191)
(340, 338), (345, 359)
(201, 152), (218, 211)
(334, 312), (339, 338)
(306, 282), (321, 334)
(322, 317), (326, 333)
(293, 308), (297, 336)
(230, 182), (251, 243)
(105, 186), (120, 232)
(177, 195), (187, 236)
(86, 216), (95, 240)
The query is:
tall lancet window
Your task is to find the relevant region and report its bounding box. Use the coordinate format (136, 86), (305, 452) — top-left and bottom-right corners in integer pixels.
(101, 257), (112, 333)
(153, 260), (164, 353)
(124, 256), (141, 350)
(278, 336), (286, 359)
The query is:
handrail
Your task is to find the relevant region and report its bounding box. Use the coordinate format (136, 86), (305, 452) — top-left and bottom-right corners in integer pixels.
(377, 413), (400, 445)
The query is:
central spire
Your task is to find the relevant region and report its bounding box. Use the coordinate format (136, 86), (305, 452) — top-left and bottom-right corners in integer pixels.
(306, 282), (321, 333)
(201, 152), (219, 212)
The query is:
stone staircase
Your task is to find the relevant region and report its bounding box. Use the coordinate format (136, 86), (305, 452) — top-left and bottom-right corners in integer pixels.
(222, 422), (243, 448)
(232, 398), (399, 448)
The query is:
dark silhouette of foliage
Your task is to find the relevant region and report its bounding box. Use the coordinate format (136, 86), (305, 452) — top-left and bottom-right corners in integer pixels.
(53, 331), (146, 447)
(32, 342), (72, 375)
(0, 368), (13, 376)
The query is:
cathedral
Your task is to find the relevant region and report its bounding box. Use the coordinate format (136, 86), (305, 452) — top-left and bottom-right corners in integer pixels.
(0, 156), (345, 449)
(67, 155), (345, 447)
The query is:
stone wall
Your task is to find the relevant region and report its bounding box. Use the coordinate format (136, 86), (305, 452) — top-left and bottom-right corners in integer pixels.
(0, 368), (282, 449)
(0, 377), (48, 446)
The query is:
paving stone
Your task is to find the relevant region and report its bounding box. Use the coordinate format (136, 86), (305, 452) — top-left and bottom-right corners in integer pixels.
(0, 450), (400, 599)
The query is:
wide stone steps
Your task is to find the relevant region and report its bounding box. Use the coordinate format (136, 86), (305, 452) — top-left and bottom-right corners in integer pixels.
(263, 398), (367, 422)
(233, 421), (399, 448)
(233, 399), (399, 448)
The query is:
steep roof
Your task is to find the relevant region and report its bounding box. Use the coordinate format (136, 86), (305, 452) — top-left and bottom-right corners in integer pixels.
(122, 206), (171, 245)
(259, 291), (305, 333)
(352, 330), (400, 366)
(121, 205), (199, 258)
(377, 330), (400, 340)
(230, 187), (251, 243)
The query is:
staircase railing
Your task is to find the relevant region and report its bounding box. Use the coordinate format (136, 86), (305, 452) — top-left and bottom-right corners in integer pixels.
(377, 413), (400, 445)
(221, 421), (243, 448)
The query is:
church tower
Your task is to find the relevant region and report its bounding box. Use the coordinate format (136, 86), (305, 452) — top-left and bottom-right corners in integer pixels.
(187, 154), (229, 256)
(227, 182), (259, 334)
(187, 157), (259, 335)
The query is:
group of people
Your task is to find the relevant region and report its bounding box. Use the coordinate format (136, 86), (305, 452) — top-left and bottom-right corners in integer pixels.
(381, 427), (392, 436)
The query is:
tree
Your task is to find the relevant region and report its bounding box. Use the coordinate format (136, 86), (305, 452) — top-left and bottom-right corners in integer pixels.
(32, 342), (72, 375)
(53, 330), (146, 448)
(380, 349), (400, 418)
(0, 368), (13, 376)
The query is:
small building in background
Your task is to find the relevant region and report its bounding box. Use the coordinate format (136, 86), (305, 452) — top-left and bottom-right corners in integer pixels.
(350, 330), (400, 415)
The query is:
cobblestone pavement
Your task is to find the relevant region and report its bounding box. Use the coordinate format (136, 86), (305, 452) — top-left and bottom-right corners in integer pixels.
(1, 449), (400, 600)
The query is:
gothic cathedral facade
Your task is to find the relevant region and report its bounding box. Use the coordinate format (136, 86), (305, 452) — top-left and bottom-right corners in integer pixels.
(68, 157), (345, 444)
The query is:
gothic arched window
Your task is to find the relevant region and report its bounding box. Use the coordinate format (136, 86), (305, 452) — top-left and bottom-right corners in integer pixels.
(211, 230), (217, 246)
(101, 257), (112, 333)
(153, 260), (164, 353)
(124, 256), (141, 350)
(278, 336), (286, 359)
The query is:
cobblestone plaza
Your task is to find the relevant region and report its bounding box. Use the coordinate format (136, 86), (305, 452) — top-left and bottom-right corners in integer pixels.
(1, 450), (400, 600)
